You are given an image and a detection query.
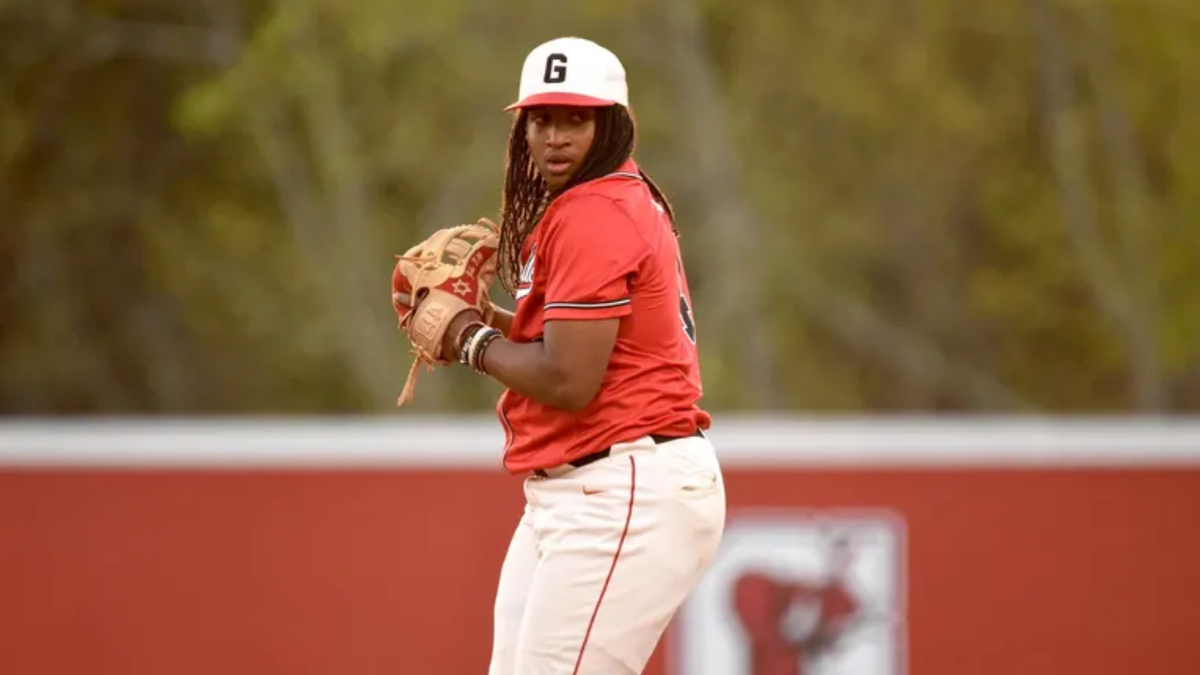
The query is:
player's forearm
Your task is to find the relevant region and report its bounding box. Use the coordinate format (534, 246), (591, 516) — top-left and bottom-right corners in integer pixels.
(480, 339), (593, 411)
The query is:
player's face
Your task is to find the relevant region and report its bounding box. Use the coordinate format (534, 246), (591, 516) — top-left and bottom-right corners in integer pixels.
(525, 105), (597, 191)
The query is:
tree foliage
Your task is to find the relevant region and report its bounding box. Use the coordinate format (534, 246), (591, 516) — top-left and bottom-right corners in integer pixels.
(2, 0), (1198, 414)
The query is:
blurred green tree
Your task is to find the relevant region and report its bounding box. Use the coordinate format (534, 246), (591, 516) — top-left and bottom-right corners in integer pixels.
(1, 0), (1197, 414)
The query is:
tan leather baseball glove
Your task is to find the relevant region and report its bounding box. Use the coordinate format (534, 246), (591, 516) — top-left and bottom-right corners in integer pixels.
(391, 218), (500, 406)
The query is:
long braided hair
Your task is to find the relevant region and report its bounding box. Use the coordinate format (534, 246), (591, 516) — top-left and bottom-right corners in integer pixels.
(496, 105), (677, 295)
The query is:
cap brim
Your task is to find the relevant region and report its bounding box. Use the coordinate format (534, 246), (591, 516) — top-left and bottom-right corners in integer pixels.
(504, 92), (620, 111)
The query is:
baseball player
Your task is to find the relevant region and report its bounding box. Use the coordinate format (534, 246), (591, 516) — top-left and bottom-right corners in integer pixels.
(392, 36), (726, 674)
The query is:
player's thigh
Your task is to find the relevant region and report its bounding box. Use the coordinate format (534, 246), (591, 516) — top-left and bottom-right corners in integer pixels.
(588, 447), (724, 670)
(487, 505), (538, 675)
(515, 452), (725, 674)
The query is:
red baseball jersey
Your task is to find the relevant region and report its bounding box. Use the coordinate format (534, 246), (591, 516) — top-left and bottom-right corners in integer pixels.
(497, 159), (711, 474)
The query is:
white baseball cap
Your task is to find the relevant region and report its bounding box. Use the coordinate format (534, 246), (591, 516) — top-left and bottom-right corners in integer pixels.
(505, 37), (629, 111)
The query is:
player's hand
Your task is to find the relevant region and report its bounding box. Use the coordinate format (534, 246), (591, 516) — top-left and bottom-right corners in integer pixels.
(443, 309), (486, 361)
(397, 292), (488, 361)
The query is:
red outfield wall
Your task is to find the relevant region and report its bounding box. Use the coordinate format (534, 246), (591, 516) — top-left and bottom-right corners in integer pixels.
(1, 419), (1199, 675)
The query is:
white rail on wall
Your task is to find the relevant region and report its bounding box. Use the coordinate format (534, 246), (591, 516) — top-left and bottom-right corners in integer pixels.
(1, 415), (1199, 468)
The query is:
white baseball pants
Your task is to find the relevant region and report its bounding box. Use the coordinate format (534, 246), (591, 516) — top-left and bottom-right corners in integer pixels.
(486, 433), (726, 675)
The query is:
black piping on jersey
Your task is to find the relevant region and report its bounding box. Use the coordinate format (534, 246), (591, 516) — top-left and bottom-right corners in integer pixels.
(544, 298), (632, 312)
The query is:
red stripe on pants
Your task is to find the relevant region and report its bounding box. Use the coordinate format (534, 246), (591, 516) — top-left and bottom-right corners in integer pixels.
(572, 457), (637, 675)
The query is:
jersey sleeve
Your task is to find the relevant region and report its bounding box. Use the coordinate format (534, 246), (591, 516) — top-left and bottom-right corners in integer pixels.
(540, 195), (650, 321)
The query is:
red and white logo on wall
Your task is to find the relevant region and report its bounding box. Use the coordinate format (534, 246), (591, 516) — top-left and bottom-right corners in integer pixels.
(674, 510), (908, 675)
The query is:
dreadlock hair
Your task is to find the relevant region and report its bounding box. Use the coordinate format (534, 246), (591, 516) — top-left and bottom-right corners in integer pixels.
(496, 104), (677, 295)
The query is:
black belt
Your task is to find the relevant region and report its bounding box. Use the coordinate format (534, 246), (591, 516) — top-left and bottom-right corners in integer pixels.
(533, 428), (703, 478)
